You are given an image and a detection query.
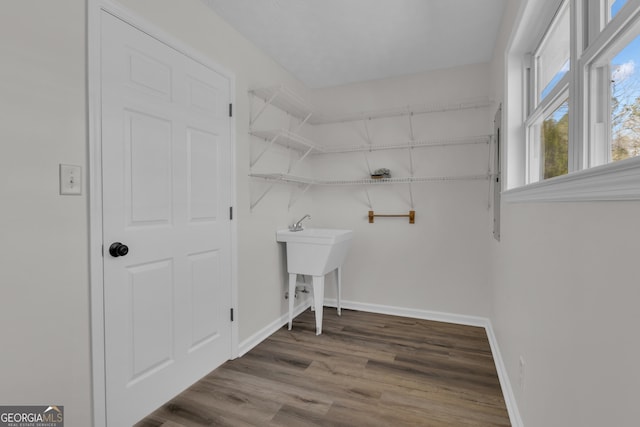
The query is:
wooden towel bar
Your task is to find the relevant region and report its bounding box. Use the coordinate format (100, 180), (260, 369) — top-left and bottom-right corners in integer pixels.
(368, 210), (415, 224)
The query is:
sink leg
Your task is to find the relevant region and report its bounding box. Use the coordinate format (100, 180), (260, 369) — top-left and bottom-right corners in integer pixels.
(309, 276), (315, 311)
(312, 275), (325, 335)
(288, 273), (296, 330)
(336, 267), (342, 316)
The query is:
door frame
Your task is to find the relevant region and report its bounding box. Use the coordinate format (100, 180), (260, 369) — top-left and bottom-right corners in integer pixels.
(87, 1), (238, 425)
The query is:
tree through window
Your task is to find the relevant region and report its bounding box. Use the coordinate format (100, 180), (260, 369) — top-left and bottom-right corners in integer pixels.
(542, 101), (569, 178)
(611, 32), (640, 161)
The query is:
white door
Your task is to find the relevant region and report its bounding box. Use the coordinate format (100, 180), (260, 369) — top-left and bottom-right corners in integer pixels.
(101, 11), (233, 426)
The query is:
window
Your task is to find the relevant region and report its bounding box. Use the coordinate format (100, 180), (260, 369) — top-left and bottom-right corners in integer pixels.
(587, 2), (640, 166)
(505, 0), (640, 201)
(535, 3), (570, 103)
(525, 0), (570, 184)
(611, 35), (640, 161)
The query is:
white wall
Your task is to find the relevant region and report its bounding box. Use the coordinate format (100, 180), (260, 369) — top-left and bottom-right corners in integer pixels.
(490, 1), (640, 425)
(14, 1), (636, 425)
(492, 202), (640, 426)
(0, 2), (91, 427)
(308, 65), (495, 317)
(1, 1), (312, 425)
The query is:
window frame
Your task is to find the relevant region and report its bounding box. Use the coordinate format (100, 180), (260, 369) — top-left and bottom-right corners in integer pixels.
(503, 0), (640, 203)
(525, 0), (571, 185)
(532, 0), (571, 108)
(585, 2), (640, 166)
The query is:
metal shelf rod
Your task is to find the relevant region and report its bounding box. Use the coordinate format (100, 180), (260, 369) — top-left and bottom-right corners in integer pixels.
(315, 135), (490, 154)
(310, 97), (491, 125)
(249, 173), (489, 186)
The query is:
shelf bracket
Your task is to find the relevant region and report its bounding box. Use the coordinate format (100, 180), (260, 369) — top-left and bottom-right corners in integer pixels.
(363, 119), (373, 145)
(364, 187), (373, 210)
(288, 145), (314, 174)
(408, 182), (415, 210)
(250, 182), (276, 212)
(250, 90), (279, 127)
(288, 182), (313, 210)
(408, 112), (415, 141)
(250, 133), (280, 168)
(368, 210), (415, 224)
(293, 112), (312, 133)
(407, 142), (415, 176)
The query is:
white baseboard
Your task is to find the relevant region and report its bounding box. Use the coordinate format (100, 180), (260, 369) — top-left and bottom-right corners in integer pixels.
(323, 298), (489, 327)
(237, 298), (523, 427)
(237, 300), (311, 357)
(484, 318), (524, 427)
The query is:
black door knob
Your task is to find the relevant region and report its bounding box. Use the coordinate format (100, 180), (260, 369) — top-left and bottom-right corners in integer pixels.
(109, 242), (129, 257)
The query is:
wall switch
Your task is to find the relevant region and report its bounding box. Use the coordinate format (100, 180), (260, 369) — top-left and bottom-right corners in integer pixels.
(59, 164), (82, 195)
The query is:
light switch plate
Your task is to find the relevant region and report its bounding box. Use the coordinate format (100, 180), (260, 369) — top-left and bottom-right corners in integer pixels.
(60, 164), (82, 195)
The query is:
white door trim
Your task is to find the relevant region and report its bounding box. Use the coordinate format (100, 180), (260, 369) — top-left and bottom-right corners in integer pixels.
(87, 2), (238, 425)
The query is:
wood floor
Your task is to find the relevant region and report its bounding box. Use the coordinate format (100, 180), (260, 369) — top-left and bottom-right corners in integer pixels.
(136, 308), (510, 427)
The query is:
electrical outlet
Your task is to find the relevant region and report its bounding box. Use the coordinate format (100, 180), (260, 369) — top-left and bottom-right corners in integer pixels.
(518, 356), (526, 392)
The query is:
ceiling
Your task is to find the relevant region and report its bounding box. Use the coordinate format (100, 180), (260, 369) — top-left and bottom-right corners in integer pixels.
(202, 0), (507, 89)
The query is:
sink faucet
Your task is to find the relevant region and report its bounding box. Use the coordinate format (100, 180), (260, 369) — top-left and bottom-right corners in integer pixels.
(289, 214), (311, 231)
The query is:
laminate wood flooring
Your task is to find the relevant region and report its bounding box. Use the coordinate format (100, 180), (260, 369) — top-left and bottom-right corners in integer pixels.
(136, 308), (510, 427)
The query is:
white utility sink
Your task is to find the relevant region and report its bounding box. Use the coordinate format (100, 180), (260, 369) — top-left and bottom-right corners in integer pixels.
(276, 228), (353, 276)
(277, 228), (353, 335)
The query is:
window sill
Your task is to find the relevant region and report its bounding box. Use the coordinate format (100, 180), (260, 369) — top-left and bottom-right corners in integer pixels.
(502, 156), (640, 203)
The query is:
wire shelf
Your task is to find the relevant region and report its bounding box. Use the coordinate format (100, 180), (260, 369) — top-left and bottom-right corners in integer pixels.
(249, 173), (315, 185)
(249, 173), (489, 186)
(249, 129), (324, 153)
(316, 135), (490, 154)
(248, 85), (493, 211)
(249, 85), (313, 121)
(310, 97), (492, 125)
